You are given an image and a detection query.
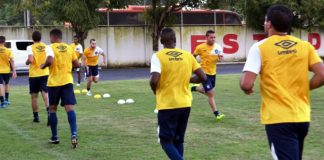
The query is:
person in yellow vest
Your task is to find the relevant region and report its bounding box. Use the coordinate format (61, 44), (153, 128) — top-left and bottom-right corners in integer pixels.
(191, 30), (225, 122)
(70, 36), (83, 86)
(82, 39), (106, 96)
(41, 29), (79, 148)
(150, 28), (207, 160)
(25, 31), (50, 124)
(240, 5), (324, 160)
(0, 36), (17, 108)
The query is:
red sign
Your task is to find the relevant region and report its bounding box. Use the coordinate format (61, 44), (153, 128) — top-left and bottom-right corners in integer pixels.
(191, 33), (321, 54)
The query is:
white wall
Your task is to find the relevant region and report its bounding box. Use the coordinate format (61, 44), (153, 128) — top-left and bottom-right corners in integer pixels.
(0, 26), (323, 67)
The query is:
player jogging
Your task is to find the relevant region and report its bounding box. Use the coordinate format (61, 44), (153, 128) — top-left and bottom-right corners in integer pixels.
(41, 29), (79, 148)
(82, 39), (106, 96)
(70, 35), (83, 86)
(26, 31), (50, 124)
(0, 36), (17, 108)
(240, 5), (324, 160)
(191, 30), (225, 121)
(150, 28), (207, 160)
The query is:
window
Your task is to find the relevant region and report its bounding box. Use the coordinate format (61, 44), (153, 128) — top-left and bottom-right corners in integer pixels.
(109, 12), (145, 25)
(216, 13), (224, 25)
(182, 12), (214, 25)
(16, 42), (33, 50)
(4, 42), (11, 48)
(224, 13), (241, 25)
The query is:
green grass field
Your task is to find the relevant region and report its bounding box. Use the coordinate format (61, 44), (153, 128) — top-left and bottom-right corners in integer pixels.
(0, 74), (323, 160)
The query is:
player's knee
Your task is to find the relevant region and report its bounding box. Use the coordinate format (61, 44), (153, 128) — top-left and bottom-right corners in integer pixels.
(65, 105), (74, 112)
(31, 93), (38, 99)
(49, 107), (58, 112)
(207, 90), (214, 97)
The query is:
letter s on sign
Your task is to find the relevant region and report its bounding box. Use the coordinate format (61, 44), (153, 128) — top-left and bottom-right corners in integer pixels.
(223, 34), (239, 54)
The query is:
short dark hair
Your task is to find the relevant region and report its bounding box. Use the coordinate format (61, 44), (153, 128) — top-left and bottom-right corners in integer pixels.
(50, 29), (62, 39)
(266, 5), (293, 33)
(0, 36), (5, 43)
(73, 35), (80, 39)
(160, 28), (176, 45)
(32, 31), (42, 42)
(206, 30), (215, 37)
(90, 38), (96, 43)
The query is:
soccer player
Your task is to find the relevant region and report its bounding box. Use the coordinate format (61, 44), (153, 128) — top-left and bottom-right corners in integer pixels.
(41, 29), (79, 148)
(240, 5), (324, 160)
(0, 36), (17, 108)
(191, 30), (225, 121)
(150, 28), (207, 160)
(70, 35), (83, 86)
(82, 39), (106, 96)
(25, 31), (50, 124)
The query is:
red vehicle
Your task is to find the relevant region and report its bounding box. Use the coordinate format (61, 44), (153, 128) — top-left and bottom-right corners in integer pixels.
(97, 5), (242, 26)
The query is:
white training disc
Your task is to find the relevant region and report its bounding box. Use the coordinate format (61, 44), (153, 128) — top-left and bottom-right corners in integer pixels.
(126, 98), (134, 104)
(117, 99), (126, 104)
(103, 93), (111, 98)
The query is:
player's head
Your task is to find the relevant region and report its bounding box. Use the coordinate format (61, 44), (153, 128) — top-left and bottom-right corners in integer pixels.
(90, 39), (96, 49)
(205, 30), (216, 45)
(0, 36), (5, 44)
(264, 5), (293, 35)
(49, 29), (62, 43)
(160, 28), (176, 48)
(32, 31), (42, 42)
(73, 35), (80, 44)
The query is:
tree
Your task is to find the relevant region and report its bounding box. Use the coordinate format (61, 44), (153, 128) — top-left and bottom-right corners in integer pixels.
(0, 0), (25, 26)
(146, 0), (202, 51)
(44, 0), (106, 47)
(208, 0), (324, 31)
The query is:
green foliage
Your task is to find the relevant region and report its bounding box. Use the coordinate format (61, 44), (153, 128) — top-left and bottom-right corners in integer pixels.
(206, 0), (324, 31)
(0, 1), (24, 26)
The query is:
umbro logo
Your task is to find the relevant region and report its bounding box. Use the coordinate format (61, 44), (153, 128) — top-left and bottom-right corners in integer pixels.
(56, 45), (67, 52)
(36, 46), (45, 52)
(275, 40), (297, 49)
(166, 51), (182, 58)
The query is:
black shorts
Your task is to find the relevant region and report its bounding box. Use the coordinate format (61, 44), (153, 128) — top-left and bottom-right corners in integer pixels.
(0, 73), (11, 85)
(29, 75), (48, 94)
(86, 65), (99, 77)
(265, 122), (309, 160)
(48, 83), (77, 107)
(157, 107), (191, 144)
(202, 74), (216, 93)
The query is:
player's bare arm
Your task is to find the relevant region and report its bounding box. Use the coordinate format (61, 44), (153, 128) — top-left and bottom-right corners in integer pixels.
(240, 71), (257, 95)
(101, 52), (107, 65)
(150, 72), (160, 95)
(310, 62), (324, 90)
(41, 56), (53, 69)
(9, 58), (17, 79)
(190, 68), (207, 83)
(72, 59), (80, 68)
(26, 54), (34, 65)
(82, 55), (87, 67)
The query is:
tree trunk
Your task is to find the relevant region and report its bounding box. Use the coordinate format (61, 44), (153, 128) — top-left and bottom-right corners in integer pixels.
(152, 0), (159, 52)
(152, 24), (160, 52)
